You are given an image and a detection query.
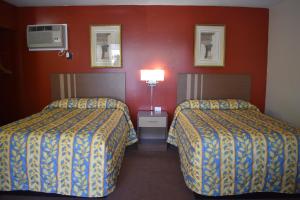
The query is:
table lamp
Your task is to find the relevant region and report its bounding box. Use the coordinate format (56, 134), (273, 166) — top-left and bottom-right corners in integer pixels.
(140, 69), (164, 111)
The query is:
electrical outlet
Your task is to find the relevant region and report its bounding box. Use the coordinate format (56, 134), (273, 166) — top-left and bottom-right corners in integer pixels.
(66, 51), (73, 60)
(154, 106), (161, 112)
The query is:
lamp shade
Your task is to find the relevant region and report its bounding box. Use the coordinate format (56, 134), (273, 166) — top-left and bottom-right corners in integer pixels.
(140, 70), (164, 82)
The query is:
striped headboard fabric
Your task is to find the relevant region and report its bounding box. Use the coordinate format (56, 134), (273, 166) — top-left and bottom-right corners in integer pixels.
(177, 73), (251, 104)
(51, 72), (126, 102)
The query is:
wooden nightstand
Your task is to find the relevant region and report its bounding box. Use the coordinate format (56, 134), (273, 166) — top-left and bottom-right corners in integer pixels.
(137, 111), (168, 151)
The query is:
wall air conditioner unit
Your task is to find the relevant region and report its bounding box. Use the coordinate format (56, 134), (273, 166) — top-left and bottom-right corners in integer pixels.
(27, 24), (68, 51)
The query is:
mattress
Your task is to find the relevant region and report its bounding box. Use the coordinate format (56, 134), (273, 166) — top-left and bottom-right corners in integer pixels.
(0, 98), (137, 197)
(167, 99), (300, 196)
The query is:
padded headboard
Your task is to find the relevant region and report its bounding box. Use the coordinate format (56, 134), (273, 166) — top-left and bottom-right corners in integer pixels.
(177, 73), (251, 104)
(51, 72), (125, 102)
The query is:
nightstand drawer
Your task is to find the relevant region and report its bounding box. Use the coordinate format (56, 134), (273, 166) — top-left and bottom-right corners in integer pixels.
(138, 117), (166, 127)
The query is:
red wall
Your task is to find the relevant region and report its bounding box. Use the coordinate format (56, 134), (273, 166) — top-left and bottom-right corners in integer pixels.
(0, 1), (16, 29)
(0, 1), (18, 125)
(17, 6), (268, 125)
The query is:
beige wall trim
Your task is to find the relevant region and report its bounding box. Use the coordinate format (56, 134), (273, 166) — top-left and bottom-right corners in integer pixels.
(66, 74), (71, 98)
(194, 74), (198, 99)
(59, 74), (65, 99)
(73, 74), (77, 98)
(186, 74), (191, 100)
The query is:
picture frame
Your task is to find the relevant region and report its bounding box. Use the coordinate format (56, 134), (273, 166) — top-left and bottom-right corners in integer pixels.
(194, 25), (225, 67)
(90, 25), (122, 68)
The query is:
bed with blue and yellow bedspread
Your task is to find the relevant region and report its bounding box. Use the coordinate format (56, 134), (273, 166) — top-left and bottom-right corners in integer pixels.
(167, 99), (300, 196)
(0, 98), (137, 197)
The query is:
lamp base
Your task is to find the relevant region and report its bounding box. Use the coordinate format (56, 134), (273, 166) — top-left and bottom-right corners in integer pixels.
(150, 84), (154, 112)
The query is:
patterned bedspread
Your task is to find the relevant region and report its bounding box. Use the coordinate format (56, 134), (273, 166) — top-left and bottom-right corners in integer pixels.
(0, 98), (137, 197)
(167, 99), (300, 196)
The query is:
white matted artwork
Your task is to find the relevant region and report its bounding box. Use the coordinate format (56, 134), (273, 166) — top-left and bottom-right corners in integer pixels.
(194, 25), (225, 67)
(90, 25), (122, 68)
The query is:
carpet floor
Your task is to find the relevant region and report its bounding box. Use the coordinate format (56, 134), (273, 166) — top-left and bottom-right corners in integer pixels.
(1, 146), (300, 200)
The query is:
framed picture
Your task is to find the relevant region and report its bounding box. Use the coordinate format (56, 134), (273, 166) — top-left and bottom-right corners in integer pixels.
(90, 25), (122, 68)
(194, 25), (225, 67)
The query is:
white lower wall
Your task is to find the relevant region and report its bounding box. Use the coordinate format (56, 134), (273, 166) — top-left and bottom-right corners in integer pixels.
(265, 0), (300, 128)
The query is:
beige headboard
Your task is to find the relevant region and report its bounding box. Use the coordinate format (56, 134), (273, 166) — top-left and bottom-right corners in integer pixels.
(177, 73), (251, 104)
(51, 72), (126, 102)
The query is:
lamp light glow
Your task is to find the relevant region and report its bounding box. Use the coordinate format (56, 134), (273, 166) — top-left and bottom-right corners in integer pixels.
(140, 69), (164, 85)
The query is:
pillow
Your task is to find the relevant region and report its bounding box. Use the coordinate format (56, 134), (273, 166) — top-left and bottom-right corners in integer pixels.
(174, 99), (259, 117)
(180, 99), (258, 110)
(45, 97), (129, 113)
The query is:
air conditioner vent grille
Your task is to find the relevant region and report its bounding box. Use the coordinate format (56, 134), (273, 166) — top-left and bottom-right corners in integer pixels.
(27, 24), (68, 51)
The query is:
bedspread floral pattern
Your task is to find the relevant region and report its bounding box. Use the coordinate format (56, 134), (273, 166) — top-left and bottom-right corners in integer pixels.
(167, 99), (300, 196)
(0, 98), (137, 197)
